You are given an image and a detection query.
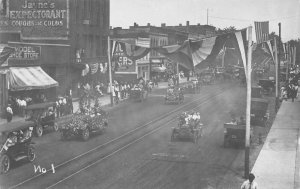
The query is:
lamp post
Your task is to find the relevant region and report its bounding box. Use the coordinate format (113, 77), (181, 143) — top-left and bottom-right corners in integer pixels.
(107, 36), (114, 107)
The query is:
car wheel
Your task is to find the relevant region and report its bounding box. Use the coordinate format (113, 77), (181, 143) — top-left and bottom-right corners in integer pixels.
(82, 129), (90, 141)
(0, 154), (10, 174)
(53, 123), (59, 132)
(27, 146), (36, 162)
(35, 125), (43, 137)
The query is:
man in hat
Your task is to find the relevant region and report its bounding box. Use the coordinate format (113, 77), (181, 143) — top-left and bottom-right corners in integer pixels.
(6, 104), (13, 123)
(241, 173), (258, 189)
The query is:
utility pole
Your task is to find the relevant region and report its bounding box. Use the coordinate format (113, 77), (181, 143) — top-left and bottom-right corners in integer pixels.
(275, 37), (279, 107)
(207, 8), (209, 25)
(107, 36), (114, 107)
(244, 26), (252, 179)
(275, 23), (281, 112)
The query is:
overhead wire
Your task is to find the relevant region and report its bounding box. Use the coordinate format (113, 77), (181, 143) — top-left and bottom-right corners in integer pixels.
(210, 15), (298, 22)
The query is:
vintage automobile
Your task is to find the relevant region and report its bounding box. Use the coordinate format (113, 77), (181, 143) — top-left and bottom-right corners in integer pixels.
(258, 79), (275, 95)
(171, 112), (203, 143)
(129, 86), (148, 102)
(0, 121), (35, 174)
(200, 71), (215, 85)
(25, 102), (58, 137)
(223, 122), (253, 148)
(60, 107), (108, 141)
(165, 86), (184, 104)
(251, 98), (269, 127)
(251, 86), (263, 98)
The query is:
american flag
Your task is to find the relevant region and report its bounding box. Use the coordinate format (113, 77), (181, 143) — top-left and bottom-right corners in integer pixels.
(254, 21), (269, 44)
(136, 38), (151, 48)
(0, 45), (15, 66)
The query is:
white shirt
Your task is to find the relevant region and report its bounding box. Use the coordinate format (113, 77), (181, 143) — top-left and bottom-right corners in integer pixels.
(6, 107), (13, 114)
(241, 180), (258, 189)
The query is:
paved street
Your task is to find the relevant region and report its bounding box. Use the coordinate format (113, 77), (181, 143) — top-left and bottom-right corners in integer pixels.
(0, 79), (273, 189)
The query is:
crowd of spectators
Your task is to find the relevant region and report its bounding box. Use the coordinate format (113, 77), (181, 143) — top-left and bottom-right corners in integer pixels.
(280, 65), (300, 102)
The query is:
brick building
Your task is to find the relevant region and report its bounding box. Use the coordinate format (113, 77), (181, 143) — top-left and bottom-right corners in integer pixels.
(110, 21), (216, 81)
(0, 0), (109, 114)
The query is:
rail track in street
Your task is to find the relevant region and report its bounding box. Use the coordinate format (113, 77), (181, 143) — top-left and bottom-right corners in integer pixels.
(8, 84), (233, 189)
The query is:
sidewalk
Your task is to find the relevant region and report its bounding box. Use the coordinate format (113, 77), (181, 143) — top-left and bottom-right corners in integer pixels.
(251, 100), (300, 189)
(0, 80), (173, 126)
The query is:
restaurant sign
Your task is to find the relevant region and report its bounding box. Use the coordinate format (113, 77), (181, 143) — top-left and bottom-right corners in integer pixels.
(0, 0), (69, 40)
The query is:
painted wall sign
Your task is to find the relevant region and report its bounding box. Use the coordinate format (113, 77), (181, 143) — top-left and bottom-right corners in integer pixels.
(0, 0), (69, 40)
(9, 44), (41, 60)
(113, 42), (137, 73)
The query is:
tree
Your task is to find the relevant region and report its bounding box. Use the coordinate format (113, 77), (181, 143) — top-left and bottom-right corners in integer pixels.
(216, 26), (237, 35)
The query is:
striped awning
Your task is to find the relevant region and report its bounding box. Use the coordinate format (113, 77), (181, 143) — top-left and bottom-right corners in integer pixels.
(8, 66), (58, 91)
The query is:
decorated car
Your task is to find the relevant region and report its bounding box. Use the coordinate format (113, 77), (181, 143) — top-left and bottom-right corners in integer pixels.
(129, 84), (148, 102)
(25, 102), (58, 137)
(0, 121), (35, 174)
(165, 86), (184, 104)
(171, 111), (203, 143)
(60, 106), (108, 141)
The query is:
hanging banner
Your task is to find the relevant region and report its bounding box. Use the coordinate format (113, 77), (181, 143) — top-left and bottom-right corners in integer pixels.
(0, 0), (69, 40)
(112, 42), (137, 73)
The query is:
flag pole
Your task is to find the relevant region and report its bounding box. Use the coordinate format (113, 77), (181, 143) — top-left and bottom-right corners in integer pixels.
(274, 37), (279, 111)
(107, 36), (114, 107)
(293, 47), (296, 66)
(245, 26), (252, 179)
(286, 43), (290, 81)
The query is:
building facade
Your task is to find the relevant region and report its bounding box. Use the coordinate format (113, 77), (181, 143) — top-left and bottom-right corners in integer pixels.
(0, 0), (109, 114)
(111, 23), (188, 81)
(110, 21), (216, 81)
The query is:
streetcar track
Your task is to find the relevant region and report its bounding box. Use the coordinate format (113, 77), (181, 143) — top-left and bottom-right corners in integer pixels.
(45, 88), (221, 189)
(9, 84), (231, 189)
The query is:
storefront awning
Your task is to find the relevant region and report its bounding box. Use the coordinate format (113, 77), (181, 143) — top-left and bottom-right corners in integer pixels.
(8, 66), (58, 91)
(151, 66), (166, 73)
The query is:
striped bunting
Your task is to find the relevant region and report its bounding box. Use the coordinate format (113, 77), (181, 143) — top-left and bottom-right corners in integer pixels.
(112, 38), (151, 61)
(136, 38), (151, 48)
(8, 66), (58, 91)
(0, 45), (15, 66)
(154, 29), (248, 70)
(254, 21), (269, 44)
(190, 36), (217, 67)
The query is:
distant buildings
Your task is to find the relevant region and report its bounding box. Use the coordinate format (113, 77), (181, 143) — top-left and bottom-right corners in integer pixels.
(110, 21), (216, 81)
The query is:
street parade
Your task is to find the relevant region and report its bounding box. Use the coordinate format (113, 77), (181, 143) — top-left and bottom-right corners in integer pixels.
(0, 0), (299, 188)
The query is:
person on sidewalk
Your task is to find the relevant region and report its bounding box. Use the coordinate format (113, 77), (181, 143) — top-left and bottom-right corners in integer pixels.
(241, 173), (258, 189)
(6, 104), (13, 123)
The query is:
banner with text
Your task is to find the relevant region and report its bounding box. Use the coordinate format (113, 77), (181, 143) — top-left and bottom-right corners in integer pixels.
(112, 42), (137, 74)
(0, 0), (69, 40)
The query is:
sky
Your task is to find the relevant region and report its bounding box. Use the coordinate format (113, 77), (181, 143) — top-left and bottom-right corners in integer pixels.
(111, 0), (300, 42)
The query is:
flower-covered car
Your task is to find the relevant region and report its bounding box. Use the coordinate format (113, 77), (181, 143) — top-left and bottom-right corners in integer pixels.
(171, 111), (203, 143)
(60, 107), (108, 141)
(165, 87), (184, 104)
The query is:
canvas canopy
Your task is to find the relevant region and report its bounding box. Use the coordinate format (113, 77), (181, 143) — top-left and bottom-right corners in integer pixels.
(8, 66), (58, 91)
